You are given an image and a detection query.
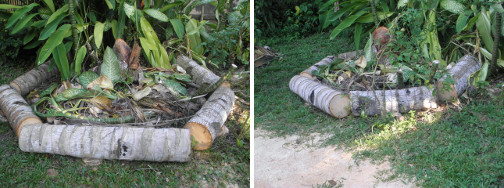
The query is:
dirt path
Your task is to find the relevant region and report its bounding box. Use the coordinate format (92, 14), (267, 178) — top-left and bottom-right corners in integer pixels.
(254, 129), (415, 188)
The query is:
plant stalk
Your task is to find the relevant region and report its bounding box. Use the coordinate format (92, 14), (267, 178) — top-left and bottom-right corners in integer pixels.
(69, 0), (79, 56)
(490, 12), (502, 75)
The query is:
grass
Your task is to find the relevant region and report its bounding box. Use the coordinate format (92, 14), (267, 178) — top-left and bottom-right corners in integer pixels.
(256, 32), (504, 187)
(0, 59), (250, 187)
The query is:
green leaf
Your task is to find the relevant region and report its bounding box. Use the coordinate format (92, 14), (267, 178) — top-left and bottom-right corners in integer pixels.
(52, 43), (70, 80)
(55, 88), (97, 102)
(6, 3), (38, 29)
(75, 45), (87, 75)
(185, 19), (204, 55)
(10, 13), (37, 35)
(123, 3), (136, 20)
(101, 47), (121, 83)
(140, 17), (160, 43)
(397, 0), (409, 8)
(42, 0), (55, 12)
(105, 0), (115, 9)
(479, 60), (489, 81)
(162, 79), (187, 96)
(172, 74), (191, 82)
(170, 18), (185, 39)
(94, 21), (104, 49)
(158, 43), (171, 70)
(159, 2), (183, 12)
(476, 10), (493, 51)
(32, 20), (46, 28)
(23, 29), (37, 45)
(144, 9), (169, 22)
(37, 24), (71, 66)
(440, 0), (465, 14)
(46, 4), (68, 26)
(78, 71), (99, 88)
(456, 10), (472, 34)
(463, 14), (479, 31)
(39, 13), (66, 40)
(111, 20), (118, 39)
(330, 10), (367, 40)
(0, 4), (21, 10)
(184, 0), (214, 15)
(354, 23), (362, 52)
(364, 33), (374, 62)
(40, 83), (58, 98)
(356, 12), (394, 23)
(24, 40), (43, 50)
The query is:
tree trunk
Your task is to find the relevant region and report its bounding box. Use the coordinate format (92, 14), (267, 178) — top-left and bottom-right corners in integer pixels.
(289, 75), (351, 118)
(10, 61), (59, 96)
(300, 56), (335, 78)
(436, 55), (481, 102)
(176, 55), (220, 87)
(349, 86), (438, 116)
(184, 82), (235, 150)
(0, 85), (42, 136)
(18, 124), (191, 162)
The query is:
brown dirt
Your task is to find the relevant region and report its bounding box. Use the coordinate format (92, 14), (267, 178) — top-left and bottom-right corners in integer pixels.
(254, 129), (415, 188)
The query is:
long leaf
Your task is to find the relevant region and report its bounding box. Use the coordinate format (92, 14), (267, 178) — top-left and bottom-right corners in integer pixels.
(364, 33), (374, 62)
(354, 23), (362, 52)
(6, 3), (38, 29)
(37, 24), (71, 65)
(456, 10), (472, 34)
(356, 12), (394, 23)
(476, 10), (493, 51)
(185, 19), (204, 55)
(39, 13), (66, 40)
(0, 4), (21, 9)
(144, 9), (169, 22)
(75, 45), (87, 75)
(46, 4), (68, 26)
(101, 47), (121, 83)
(10, 13), (37, 35)
(140, 17), (160, 43)
(158, 43), (171, 69)
(397, 0), (409, 8)
(330, 10), (367, 40)
(440, 0), (465, 14)
(170, 18), (185, 39)
(23, 29), (37, 45)
(52, 43), (70, 80)
(42, 0), (55, 12)
(94, 21), (105, 49)
(105, 0), (115, 9)
(160, 2), (183, 12)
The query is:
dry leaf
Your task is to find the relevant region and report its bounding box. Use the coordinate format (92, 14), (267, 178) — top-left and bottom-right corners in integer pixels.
(89, 95), (112, 112)
(114, 38), (131, 63)
(355, 56), (367, 69)
(87, 75), (114, 90)
(128, 41), (141, 70)
(132, 87), (152, 101)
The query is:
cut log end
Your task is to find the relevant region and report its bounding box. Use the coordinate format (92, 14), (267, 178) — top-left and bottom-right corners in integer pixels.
(17, 117), (42, 137)
(9, 82), (21, 94)
(435, 82), (458, 103)
(329, 94), (351, 118)
(220, 82), (231, 88)
(299, 72), (313, 78)
(184, 122), (213, 150)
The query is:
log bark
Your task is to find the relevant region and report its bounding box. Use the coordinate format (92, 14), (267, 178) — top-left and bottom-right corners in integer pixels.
(10, 62), (59, 96)
(289, 75), (351, 118)
(436, 55), (481, 102)
(184, 82), (235, 150)
(0, 85), (42, 136)
(18, 124), (191, 162)
(337, 50), (362, 60)
(176, 55), (220, 87)
(349, 86), (438, 116)
(299, 56), (335, 78)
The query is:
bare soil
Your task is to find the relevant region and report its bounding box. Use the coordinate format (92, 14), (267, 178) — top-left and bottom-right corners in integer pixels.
(254, 129), (415, 188)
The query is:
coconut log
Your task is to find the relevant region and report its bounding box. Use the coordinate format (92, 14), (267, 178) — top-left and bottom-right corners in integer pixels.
(10, 62), (59, 96)
(289, 75), (351, 118)
(18, 124), (191, 162)
(184, 83), (235, 150)
(176, 55), (220, 87)
(436, 55), (481, 102)
(349, 86), (438, 116)
(0, 85), (42, 136)
(299, 56), (335, 78)
(337, 50), (363, 60)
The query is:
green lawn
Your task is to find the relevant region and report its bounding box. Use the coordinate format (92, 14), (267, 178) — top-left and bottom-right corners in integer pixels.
(0, 60), (250, 187)
(255, 32), (504, 187)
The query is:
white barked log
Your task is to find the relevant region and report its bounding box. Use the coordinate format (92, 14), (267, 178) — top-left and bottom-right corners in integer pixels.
(299, 56), (336, 78)
(176, 55), (220, 86)
(10, 62), (59, 96)
(0, 85), (42, 136)
(436, 55), (481, 102)
(18, 124), (191, 162)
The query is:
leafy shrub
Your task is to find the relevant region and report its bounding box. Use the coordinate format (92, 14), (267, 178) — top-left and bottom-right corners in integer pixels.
(0, 16), (22, 61)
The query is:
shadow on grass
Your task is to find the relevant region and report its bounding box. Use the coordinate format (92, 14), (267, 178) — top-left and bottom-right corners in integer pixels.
(256, 32), (504, 187)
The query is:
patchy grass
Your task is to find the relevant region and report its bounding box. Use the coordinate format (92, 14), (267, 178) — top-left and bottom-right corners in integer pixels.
(0, 60), (250, 187)
(256, 32), (504, 187)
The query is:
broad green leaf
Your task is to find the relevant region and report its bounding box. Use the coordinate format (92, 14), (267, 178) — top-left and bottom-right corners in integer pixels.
(111, 20), (118, 39)
(42, 0), (55, 12)
(463, 14), (479, 31)
(498, 59), (504, 68)
(364, 33), (374, 62)
(74, 45), (87, 75)
(94, 21), (104, 49)
(10, 13), (37, 35)
(456, 10), (472, 34)
(117, 0), (126, 38)
(101, 47), (121, 83)
(356, 12), (394, 23)
(31, 20), (46, 28)
(440, 0), (465, 14)
(330, 10), (367, 40)
(39, 13), (66, 40)
(55, 88), (96, 102)
(23, 29), (37, 45)
(397, 0), (409, 8)
(479, 60), (489, 81)
(24, 40), (42, 50)
(0, 4), (21, 9)
(185, 19), (204, 55)
(123, 3), (136, 20)
(37, 24), (71, 65)
(40, 83), (58, 97)
(162, 79), (186, 96)
(354, 23), (362, 52)
(46, 4), (68, 25)
(140, 17), (160, 43)
(64, 41), (72, 53)
(158, 43), (171, 70)
(78, 71), (99, 88)
(149, 51), (158, 67)
(144, 9), (169, 22)
(172, 74), (191, 82)
(491, 3), (504, 13)
(426, 11), (443, 63)
(105, 0), (115, 9)
(6, 3), (38, 29)
(52, 43), (70, 80)
(170, 19), (185, 39)
(159, 2), (183, 12)
(476, 10), (493, 51)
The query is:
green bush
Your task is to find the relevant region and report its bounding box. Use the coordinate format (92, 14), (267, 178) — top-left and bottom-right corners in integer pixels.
(0, 16), (23, 62)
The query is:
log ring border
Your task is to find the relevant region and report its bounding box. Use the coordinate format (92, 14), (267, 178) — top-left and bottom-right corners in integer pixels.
(289, 54), (481, 118)
(0, 55), (234, 162)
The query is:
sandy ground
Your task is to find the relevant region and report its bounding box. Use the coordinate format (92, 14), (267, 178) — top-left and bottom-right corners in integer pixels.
(254, 129), (415, 188)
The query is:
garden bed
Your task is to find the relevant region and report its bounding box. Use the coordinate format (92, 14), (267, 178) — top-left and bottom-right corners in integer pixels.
(0, 55), (234, 162)
(289, 53), (481, 118)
